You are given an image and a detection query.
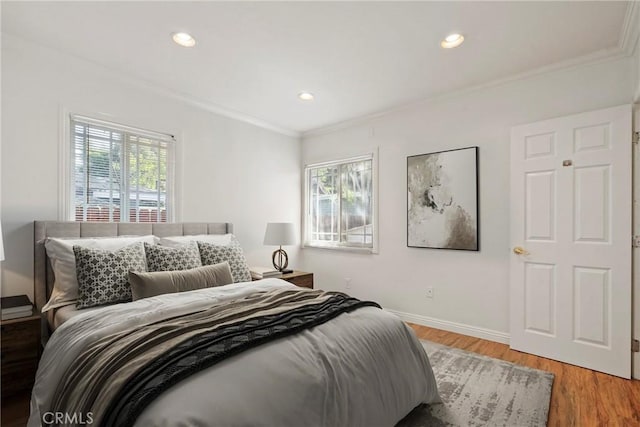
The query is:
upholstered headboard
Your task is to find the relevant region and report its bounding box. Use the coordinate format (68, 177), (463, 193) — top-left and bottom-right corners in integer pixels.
(33, 221), (234, 315)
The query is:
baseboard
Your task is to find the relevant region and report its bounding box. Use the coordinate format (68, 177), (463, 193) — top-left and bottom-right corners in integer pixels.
(386, 309), (511, 345)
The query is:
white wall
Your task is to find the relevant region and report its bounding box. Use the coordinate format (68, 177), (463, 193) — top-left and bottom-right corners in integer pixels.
(0, 34), (301, 300)
(300, 56), (634, 339)
(635, 38), (640, 102)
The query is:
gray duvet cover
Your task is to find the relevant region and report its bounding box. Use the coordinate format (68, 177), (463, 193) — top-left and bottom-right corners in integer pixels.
(29, 279), (440, 427)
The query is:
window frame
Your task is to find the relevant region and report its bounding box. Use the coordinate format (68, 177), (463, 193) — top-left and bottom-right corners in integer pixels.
(64, 114), (176, 223)
(303, 151), (378, 253)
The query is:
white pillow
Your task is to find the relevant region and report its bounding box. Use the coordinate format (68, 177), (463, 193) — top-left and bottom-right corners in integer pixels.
(42, 235), (159, 312)
(158, 234), (237, 248)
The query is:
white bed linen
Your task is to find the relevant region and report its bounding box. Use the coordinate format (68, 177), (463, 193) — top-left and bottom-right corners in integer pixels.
(50, 305), (102, 330)
(30, 279), (439, 427)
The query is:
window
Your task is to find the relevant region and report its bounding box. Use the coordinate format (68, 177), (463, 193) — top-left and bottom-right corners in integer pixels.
(304, 153), (377, 251)
(69, 115), (175, 222)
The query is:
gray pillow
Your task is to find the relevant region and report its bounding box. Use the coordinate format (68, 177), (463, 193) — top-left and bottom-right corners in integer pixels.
(197, 242), (252, 283)
(144, 241), (202, 272)
(74, 242), (147, 309)
(129, 262), (234, 301)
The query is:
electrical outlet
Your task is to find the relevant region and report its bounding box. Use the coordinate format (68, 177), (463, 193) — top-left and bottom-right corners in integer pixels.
(634, 235), (640, 248)
(426, 287), (434, 299)
(345, 278), (352, 289)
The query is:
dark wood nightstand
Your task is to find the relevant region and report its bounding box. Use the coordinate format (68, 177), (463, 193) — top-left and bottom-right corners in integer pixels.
(281, 271), (314, 289)
(1, 314), (41, 397)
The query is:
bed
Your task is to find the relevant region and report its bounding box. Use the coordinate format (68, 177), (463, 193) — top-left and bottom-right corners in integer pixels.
(29, 221), (440, 427)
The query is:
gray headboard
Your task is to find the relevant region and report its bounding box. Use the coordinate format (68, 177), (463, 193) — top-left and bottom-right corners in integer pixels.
(33, 221), (233, 315)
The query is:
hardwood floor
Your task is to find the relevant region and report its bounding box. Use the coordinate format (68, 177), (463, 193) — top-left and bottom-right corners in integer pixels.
(409, 323), (640, 427)
(4, 324), (639, 426)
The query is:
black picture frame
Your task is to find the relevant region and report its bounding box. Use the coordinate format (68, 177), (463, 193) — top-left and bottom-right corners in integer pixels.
(407, 146), (479, 251)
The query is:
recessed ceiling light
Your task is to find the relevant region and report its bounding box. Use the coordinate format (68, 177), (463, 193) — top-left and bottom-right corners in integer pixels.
(172, 32), (196, 47)
(440, 33), (464, 49)
(298, 92), (314, 101)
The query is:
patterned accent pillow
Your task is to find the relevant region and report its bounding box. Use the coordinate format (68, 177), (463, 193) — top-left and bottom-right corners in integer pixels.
(144, 241), (202, 272)
(197, 242), (252, 283)
(74, 242), (147, 309)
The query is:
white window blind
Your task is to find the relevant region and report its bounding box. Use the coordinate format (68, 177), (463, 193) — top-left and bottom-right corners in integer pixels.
(70, 115), (175, 223)
(304, 154), (377, 251)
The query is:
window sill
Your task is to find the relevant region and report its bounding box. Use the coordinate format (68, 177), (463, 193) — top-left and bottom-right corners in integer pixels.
(302, 244), (378, 254)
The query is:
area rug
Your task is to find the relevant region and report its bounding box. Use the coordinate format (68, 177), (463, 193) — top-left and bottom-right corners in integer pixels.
(397, 340), (554, 427)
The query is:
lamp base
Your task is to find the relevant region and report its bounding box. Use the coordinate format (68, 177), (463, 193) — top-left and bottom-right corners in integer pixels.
(280, 269), (293, 274)
(271, 248), (289, 272)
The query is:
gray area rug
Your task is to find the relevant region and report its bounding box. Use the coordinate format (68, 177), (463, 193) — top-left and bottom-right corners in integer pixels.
(397, 340), (553, 427)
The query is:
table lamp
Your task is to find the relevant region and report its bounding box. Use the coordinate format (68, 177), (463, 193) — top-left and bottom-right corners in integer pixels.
(263, 222), (295, 273)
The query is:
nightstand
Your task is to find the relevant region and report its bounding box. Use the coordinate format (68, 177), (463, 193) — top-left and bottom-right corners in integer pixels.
(281, 271), (314, 289)
(1, 314), (41, 397)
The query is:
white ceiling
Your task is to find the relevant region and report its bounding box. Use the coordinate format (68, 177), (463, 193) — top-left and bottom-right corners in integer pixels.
(1, 1), (633, 135)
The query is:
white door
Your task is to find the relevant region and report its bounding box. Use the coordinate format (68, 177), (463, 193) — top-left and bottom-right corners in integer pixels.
(510, 104), (632, 378)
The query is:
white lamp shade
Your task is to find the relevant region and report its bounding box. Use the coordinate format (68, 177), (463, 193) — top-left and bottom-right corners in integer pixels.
(264, 223), (296, 246)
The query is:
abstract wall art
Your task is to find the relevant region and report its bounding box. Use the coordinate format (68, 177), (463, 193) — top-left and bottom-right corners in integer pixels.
(407, 146), (479, 250)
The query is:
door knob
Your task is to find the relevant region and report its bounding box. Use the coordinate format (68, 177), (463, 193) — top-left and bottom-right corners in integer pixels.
(513, 246), (530, 255)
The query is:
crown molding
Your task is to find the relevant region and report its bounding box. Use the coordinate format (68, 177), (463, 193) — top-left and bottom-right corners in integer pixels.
(149, 88), (301, 138)
(302, 46), (629, 138)
(619, 1), (639, 55)
(6, 4), (637, 142)
(100, 71), (302, 139)
(3, 33), (301, 139)
(304, 3), (640, 139)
